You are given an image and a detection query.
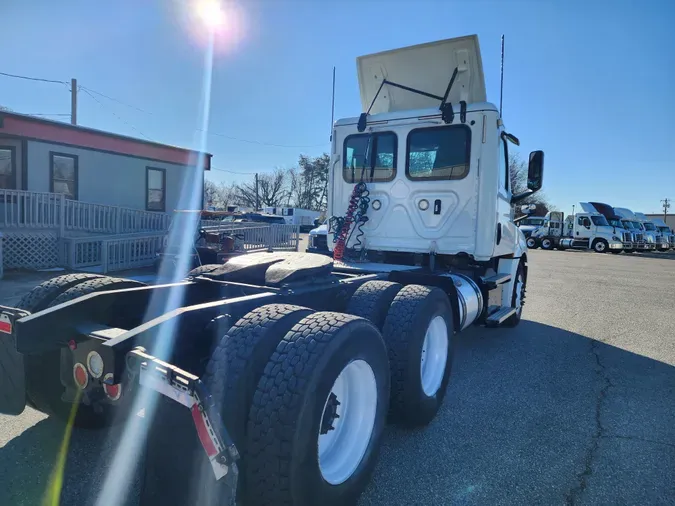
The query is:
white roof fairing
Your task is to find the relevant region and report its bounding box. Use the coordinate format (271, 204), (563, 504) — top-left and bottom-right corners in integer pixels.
(357, 35), (487, 115)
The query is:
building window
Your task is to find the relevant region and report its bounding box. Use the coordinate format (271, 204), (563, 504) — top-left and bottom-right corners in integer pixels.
(406, 125), (471, 181)
(50, 152), (78, 199)
(0, 146), (16, 189)
(146, 167), (166, 212)
(343, 132), (397, 183)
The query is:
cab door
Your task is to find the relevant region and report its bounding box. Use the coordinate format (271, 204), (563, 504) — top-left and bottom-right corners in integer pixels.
(493, 132), (516, 257)
(576, 216), (592, 241)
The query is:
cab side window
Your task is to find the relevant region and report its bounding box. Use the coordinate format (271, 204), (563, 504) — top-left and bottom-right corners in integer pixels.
(498, 135), (508, 191)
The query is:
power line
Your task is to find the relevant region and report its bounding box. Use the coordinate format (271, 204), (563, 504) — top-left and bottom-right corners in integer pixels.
(78, 85), (153, 114)
(211, 167), (264, 175)
(79, 87), (150, 140)
(77, 85), (327, 148)
(2, 69), (328, 149)
(0, 70), (67, 85)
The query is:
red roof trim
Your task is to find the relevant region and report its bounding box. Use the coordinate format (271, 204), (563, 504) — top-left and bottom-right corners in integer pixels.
(0, 112), (211, 170)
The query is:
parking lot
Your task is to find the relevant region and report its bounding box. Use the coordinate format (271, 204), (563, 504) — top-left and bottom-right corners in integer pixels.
(0, 248), (673, 505)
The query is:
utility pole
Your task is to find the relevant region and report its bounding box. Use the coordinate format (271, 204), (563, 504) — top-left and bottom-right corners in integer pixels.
(255, 173), (260, 211)
(661, 198), (671, 220)
(70, 78), (77, 125)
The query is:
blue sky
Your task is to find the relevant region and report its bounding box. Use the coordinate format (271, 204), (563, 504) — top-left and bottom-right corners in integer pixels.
(2, 0), (674, 215)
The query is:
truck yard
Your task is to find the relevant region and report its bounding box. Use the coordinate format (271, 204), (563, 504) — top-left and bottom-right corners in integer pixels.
(0, 248), (673, 506)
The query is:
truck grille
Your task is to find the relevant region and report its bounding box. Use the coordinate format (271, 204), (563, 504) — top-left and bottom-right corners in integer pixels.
(622, 232), (631, 242)
(635, 233), (644, 242)
(670, 236), (675, 245)
(656, 235), (665, 244)
(315, 234), (328, 251)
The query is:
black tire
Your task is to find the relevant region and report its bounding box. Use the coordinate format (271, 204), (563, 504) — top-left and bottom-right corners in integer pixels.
(504, 260), (527, 327)
(202, 304), (313, 491)
(526, 237), (538, 249)
(381, 285), (454, 427)
(245, 312), (390, 506)
(26, 276), (146, 429)
(592, 238), (609, 253)
(15, 273), (105, 313)
(186, 264), (223, 277)
(346, 280), (402, 330)
(540, 238), (553, 250)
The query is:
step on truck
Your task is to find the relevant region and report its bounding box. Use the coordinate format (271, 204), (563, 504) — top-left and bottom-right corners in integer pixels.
(0, 35), (544, 506)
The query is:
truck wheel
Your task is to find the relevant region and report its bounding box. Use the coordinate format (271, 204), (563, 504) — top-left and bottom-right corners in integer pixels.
(202, 304), (313, 484)
(245, 312), (389, 506)
(346, 280), (402, 330)
(186, 264), (222, 277)
(504, 260), (527, 327)
(15, 273), (105, 313)
(381, 285), (454, 427)
(26, 276), (146, 429)
(592, 239), (608, 253)
(526, 237), (538, 249)
(540, 238), (553, 250)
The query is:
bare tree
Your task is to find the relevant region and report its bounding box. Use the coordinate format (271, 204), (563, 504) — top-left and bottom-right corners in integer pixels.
(234, 168), (289, 209)
(204, 179), (237, 209)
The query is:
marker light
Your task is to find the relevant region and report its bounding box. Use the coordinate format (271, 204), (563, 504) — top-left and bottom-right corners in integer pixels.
(87, 351), (104, 379)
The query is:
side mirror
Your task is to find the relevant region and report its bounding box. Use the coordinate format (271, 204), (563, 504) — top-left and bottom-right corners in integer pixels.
(527, 151), (544, 192)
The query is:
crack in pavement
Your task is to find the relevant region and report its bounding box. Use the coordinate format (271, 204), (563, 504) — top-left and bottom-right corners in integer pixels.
(600, 434), (675, 450)
(564, 339), (613, 506)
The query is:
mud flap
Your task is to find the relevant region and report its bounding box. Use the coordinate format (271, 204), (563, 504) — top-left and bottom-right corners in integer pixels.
(0, 308), (29, 415)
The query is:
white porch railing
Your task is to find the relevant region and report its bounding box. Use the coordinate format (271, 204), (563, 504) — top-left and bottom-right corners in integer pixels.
(1, 189), (171, 234)
(61, 233), (166, 273)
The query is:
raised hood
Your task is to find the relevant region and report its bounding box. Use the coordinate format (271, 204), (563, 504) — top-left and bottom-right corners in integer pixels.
(634, 212), (650, 222)
(357, 35), (487, 115)
(614, 208), (637, 220)
(578, 202), (599, 214)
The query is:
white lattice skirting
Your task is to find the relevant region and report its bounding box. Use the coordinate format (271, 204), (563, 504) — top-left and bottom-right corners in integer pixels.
(1, 231), (60, 270)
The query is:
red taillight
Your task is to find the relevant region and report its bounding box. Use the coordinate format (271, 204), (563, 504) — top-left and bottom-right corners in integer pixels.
(73, 363), (89, 389)
(103, 373), (122, 401)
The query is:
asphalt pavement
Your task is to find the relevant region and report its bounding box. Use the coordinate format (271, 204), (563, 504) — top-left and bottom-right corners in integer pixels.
(0, 248), (673, 505)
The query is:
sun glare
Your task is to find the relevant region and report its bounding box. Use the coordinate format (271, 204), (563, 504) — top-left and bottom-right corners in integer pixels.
(196, 0), (224, 29)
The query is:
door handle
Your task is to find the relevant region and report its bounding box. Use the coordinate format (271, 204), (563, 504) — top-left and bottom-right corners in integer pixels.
(433, 199), (441, 215)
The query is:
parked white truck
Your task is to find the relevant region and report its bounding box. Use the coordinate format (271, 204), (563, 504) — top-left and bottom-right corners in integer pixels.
(634, 211), (669, 251)
(614, 208), (657, 251)
(588, 201), (636, 253)
(0, 35), (544, 506)
(651, 217), (674, 250)
(529, 204), (625, 253)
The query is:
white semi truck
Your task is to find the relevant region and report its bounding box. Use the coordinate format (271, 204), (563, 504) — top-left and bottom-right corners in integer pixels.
(528, 204), (625, 253)
(0, 35), (544, 506)
(651, 217), (674, 250)
(634, 211), (669, 251)
(614, 208), (657, 251)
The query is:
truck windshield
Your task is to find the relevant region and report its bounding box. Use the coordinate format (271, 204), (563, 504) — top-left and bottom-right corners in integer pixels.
(520, 218), (544, 226)
(643, 222), (656, 231)
(591, 215), (609, 226)
(609, 219), (623, 228)
(406, 125), (471, 181)
(632, 221), (644, 230)
(343, 132), (396, 183)
(658, 226), (670, 234)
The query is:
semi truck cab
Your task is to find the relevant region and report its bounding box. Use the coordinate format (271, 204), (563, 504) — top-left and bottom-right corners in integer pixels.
(559, 212), (624, 253)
